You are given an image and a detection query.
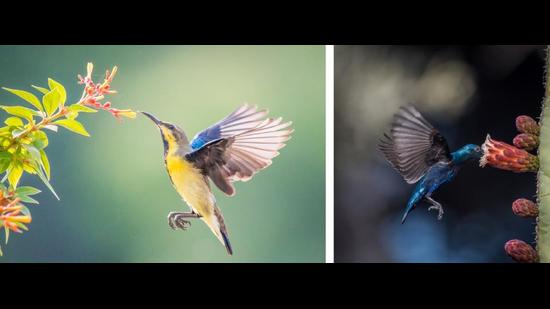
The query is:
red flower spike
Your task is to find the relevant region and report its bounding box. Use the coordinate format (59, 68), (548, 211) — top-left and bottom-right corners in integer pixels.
(77, 63), (135, 120)
(512, 198), (539, 217)
(513, 133), (539, 151)
(505, 239), (538, 263)
(516, 115), (540, 135)
(480, 135), (539, 173)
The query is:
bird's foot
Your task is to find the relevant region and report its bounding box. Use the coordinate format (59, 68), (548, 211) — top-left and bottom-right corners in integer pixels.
(425, 196), (445, 220)
(167, 212), (199, 230)
(428, 204), (444, 220)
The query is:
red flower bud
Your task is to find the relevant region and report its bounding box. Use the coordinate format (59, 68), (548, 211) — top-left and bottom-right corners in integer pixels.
(480, 135), (539, 172)
(77, 63), (135, 122)
(512, 198), (539, 217)
(516, 115), (540, 135)
(505, 239), (538, 263)
(86, 86), (94, 95)
(513, 133), (539, 151)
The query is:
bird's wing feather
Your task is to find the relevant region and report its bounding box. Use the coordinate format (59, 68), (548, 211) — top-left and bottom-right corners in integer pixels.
(378, 105), (451, 184)
(187, 104), (293, 196)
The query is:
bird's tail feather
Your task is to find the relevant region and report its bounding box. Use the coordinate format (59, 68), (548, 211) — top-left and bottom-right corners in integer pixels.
(401, 205), (415, 224)
(203, 207), (233, 255)
(401, 188), (425, 224)
(220, 229), (233, 255)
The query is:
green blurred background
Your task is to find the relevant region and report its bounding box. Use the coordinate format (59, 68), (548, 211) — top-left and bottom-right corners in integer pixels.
(0, 45), (325, 262)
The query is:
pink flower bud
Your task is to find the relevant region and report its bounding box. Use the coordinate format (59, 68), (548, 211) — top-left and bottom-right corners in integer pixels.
(505, 239), (538, 263)
(513, 133), (539, 151)
(512, 198), (539, 217)
(516, 115), (540, 135)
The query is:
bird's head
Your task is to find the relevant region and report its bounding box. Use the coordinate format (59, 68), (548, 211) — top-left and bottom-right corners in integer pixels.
(452, 144), (483, 164)
(141, 111), (189, 154)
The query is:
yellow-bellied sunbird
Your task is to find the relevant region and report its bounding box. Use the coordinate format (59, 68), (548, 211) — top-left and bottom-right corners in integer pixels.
(142, 104), (293, 255)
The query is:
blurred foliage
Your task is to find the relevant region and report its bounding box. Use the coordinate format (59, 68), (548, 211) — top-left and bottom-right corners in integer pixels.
(0, 45), (325, 262)
(0, 62), (135, 255)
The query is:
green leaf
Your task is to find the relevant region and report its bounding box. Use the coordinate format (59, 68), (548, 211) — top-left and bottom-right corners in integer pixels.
(7, 161), (23, 189)
(0, 152), (12, 161)
(42, 88), (61, 116)
(43, 125), (58, 132)
(24, 144), (41, 164)
(14, 222), (28, 231)
(34, 163), (58, 200)
(0, 105), (38, 122)
(2, 87), (43, 112)
(18, 194), (39, 204)
(0, 159), (10, 174)
(53, 119), (90, 137)
(1, 169), (8, 183)
(68, 104), (97, 113)
(47, 78), (66, 107)
(11, 128), (25, 139)
(39, 149), (50, 180)
(31, 130), (48, 149)
(66, 111), (78, 120)
(4, 224), (9, 244)
(22, 162), (37, 174)
(31, 85), (49, 95)
(20, 205), (31, 216)
(4, 117), (24, 127)
(15, 186), (41, 196)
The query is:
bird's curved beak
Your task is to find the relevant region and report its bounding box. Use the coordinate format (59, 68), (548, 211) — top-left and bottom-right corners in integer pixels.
(141, 111), (161, 126)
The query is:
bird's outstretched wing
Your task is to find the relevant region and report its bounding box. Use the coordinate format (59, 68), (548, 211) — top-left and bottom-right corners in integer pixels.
(378, 105), (451, 184)
(186, 104), (293, 196)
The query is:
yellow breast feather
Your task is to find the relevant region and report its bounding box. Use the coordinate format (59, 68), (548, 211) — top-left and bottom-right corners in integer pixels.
(165, 154), (214, 217)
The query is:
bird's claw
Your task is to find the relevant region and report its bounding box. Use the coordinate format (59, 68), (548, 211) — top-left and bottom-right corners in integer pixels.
(428, 205), (444, 220)
(168, 213), (192, 230)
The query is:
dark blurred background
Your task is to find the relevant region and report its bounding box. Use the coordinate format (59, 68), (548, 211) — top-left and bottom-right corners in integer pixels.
(335, 45), (546, 262)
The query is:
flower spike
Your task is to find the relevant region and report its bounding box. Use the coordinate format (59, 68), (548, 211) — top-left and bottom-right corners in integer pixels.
(516, 115), (540, 135)
(505, 239), (538, 263)
(512, 198), (539, 217)
(480, 135), (539, 173)
(513, 133), (539, 151)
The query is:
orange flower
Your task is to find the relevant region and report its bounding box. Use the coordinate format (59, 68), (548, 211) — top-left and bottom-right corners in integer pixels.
(5, 215), (31, 224)
(0, 197), (30, 234)
(109, 108), (137, 120)
(480, 135), (539, 173)
(4, 221), (21, 233)
(1, 213), (31, 233)
(0, 205), (23, 213)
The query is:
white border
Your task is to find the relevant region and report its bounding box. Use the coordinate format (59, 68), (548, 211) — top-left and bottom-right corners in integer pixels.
(325, 45), (334, 263)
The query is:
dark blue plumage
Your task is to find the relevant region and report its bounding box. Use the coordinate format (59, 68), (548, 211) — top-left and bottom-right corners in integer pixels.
(379, 106), (482, 223)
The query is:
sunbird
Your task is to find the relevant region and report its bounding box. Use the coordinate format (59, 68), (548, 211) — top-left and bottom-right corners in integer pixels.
(142, 104), (293, 255)
(378, 106), (482, 223)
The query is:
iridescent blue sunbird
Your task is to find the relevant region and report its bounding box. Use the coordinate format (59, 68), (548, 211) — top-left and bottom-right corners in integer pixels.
(142, 104), (293, 255)
(379, 106), (482, 223)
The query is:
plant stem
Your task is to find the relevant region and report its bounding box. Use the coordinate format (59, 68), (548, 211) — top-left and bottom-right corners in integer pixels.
(537, 45), (550, 262)
(1, 108), (67, 152)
